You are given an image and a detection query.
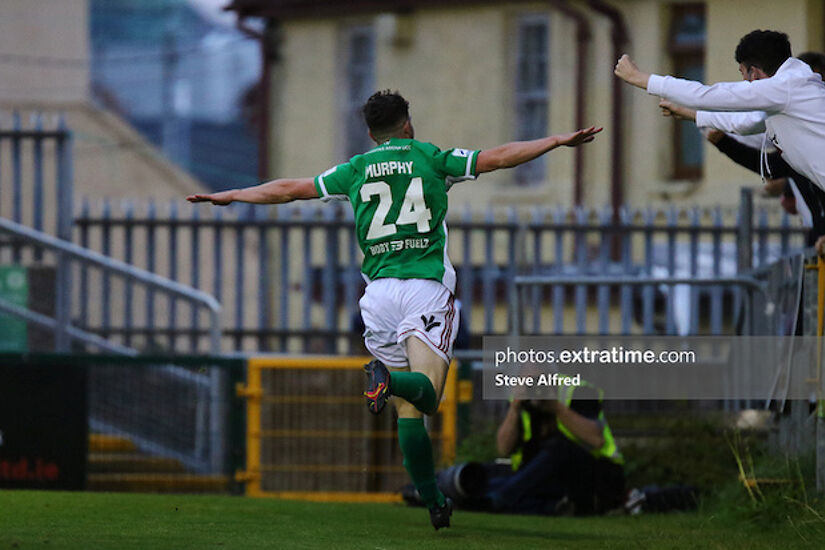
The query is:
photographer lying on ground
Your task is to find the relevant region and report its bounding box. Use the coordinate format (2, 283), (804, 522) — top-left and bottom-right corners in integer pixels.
(484, 381), (626, 515)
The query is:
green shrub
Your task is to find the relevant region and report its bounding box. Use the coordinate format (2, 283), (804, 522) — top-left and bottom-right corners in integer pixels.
(455, 420), (500, 464)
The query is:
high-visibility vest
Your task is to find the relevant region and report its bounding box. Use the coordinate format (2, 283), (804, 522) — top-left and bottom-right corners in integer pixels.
(510, 380), (623, 470)
(556, 380), (624, 465)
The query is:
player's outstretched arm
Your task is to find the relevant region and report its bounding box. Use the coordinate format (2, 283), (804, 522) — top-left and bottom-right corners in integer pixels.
(475, 126), (602, 174)
(614, 54), (651, 89)
(659, 99), (696, 121)
(186, 177), (318, 206)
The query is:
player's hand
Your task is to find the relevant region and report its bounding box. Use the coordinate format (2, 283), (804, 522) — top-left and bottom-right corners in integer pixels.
(701, 128), (725, 144)
(186, 190), (235, 206)
(557, 126), (603, 147)
(780, 193), (798, 215)
(546, 399), (561, 413)
(614, 54), (650, 89)
(763, 177), (788, 197)
(659, 99), (697, 122)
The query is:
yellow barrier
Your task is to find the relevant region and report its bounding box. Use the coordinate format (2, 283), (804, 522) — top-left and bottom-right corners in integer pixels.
(236, 356), (458, 501)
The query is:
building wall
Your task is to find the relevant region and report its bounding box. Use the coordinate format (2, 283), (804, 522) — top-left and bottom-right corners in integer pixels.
(0, 0), (90, 105)
(274, 5), (582, 209)
(267, 0), (824, 210)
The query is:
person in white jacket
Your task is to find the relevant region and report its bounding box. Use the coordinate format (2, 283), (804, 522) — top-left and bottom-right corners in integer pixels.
(614, 30), (825, 197)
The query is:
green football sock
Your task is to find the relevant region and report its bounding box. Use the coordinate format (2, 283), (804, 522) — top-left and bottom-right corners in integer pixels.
(397, 418), (445, 509)
(390, 372), (438, 415)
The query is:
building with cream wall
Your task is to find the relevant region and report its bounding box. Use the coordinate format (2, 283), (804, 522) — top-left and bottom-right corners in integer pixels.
(229, 0), (824, 210)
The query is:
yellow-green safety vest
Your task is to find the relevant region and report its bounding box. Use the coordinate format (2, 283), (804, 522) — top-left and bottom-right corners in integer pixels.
(510, 380), (623, 470)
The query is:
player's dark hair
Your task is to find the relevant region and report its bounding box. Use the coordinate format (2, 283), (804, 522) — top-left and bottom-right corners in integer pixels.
(735, 30), (792, 76)
(798, 51), (825, 78)
(362, 90), (410, 135)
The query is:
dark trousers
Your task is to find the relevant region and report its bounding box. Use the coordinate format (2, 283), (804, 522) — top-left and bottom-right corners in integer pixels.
(486, 437), (624, 515)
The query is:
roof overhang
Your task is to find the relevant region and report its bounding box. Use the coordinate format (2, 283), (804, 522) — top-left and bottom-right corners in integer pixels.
(225, 0), (503, 20)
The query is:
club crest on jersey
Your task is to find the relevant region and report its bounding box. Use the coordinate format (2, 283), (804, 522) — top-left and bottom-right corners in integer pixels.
(421, 315), (441, 332)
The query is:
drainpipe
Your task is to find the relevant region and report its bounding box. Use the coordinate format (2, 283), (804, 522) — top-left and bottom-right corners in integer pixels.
(585, 0), (628, 219)
(236, 17), (277, 181)
(547, 1), (591, 206)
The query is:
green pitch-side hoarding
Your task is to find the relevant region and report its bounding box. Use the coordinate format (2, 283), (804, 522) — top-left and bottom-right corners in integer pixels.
(0, 266), (28, 352)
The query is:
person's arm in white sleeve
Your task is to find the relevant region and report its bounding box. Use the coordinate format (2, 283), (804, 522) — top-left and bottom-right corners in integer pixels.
(647, 74), (787, 112)
(695, 110), (767, 135)
(615, 54), (788, 112)
(658, 99), (767, 135)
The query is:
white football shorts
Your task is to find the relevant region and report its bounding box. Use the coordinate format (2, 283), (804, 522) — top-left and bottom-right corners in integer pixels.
(359, 278), (459, 368)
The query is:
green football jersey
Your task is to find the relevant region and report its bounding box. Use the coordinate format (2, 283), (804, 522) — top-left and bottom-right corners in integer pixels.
(314, 138), (479, 292)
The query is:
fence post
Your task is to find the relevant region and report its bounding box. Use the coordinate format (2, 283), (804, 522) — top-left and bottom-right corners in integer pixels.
(483, 208), (494, 333)
(508, 207), (524, 335)
(322, 206), (338, 352)
(510, 281), (521, 336)
(56, 115), (74, 243)
(737, 187), (754, 274)
(737, 188), (754, 338)
(54, 119), (73, 352)
(816, 257), (825, 491)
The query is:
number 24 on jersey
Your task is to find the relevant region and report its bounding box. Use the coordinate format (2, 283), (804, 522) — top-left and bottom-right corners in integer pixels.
(360, 177), (432, 240)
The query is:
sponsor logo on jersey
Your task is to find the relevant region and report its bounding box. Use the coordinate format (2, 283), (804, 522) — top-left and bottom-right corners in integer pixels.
(369, 242), (391, 255)
(451, 149), (471, 158)
(368, 238), (430, 256)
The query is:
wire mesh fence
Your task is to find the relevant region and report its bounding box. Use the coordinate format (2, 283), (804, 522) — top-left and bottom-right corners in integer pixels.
(0, 354), (244, 494)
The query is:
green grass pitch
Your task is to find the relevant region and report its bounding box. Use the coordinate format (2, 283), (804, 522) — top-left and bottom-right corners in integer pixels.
(0, 490), (817, 549)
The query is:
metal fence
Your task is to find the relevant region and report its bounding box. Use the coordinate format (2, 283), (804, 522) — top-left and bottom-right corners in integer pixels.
(0, 113), (72, 243)
(72, 189), (808, 353)
(88, 358), (232, 476)
(0, 217), (221, 355)
(235, 356), (458, 499)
